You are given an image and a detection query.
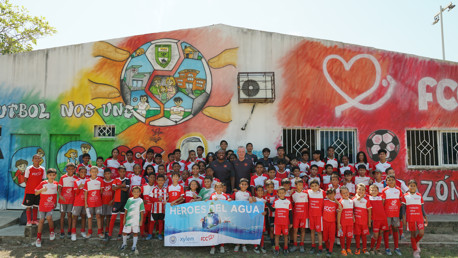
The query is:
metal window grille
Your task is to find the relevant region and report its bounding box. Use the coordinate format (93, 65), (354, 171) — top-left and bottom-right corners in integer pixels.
(441, 131), (458, 166)
(406, 130), (439, 167)
(282, 129), (316, 158)
(94, 125), (116, 138)
(319, 129), (357, 163)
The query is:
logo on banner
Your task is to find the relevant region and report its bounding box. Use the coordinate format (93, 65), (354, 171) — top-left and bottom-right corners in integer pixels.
(323, 54), (397, 117)
(169, 236), (177, 244)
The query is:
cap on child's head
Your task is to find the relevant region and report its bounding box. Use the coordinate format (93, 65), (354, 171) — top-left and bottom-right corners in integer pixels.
(66, 162), (76, 168)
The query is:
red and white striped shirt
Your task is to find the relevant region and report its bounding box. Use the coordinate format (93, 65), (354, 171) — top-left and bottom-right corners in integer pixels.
(150, 186), (168, 213)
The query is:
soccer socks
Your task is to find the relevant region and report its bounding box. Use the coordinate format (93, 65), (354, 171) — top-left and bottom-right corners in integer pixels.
(415, 234), (423, 243)
(355, 235), (361, 249)
(88, 229), (93, 235)
(71, 227), (77, 234)
(37, 232), (42, 240)
(260, 235), (265, 247)
(384, 231), (390, 249)
(411, 237), (417, 251)
(340, 236), (345, 248)
(97, 228), (102, 235)
(133, 236), (138, 248)
(32, 207), (38, 221)
(50, 228), (54, 233)
(362, 235), (367, 249)
(122, 235), (127, 246)
(393, 231), (399, 249)
(119, 214), (125, 234)
(108, 214), (117, 236)
(294, 242), (298, 246)
(346, 237), (352, 250)
(275, 246), (280, 251)
(26, 209), (32, 223)
(148, 221), (155, 234)
(318, 245), (323, 250)
(158, 220), (164, 234)
(376, 234), (382, 250)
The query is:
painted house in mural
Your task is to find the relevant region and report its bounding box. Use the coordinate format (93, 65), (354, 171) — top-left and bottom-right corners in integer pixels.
(0, 24), (458, 214)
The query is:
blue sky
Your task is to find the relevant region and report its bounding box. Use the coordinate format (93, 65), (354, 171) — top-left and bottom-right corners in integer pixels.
(12, 0), (458, 62)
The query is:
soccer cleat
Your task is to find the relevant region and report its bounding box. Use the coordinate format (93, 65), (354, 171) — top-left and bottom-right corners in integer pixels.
(104, 235), (112, 242)
(60, 233), (65, 239)
(300, 245), (305, 253)
(413, 250), (420, 258)
(49, 232), (55, 241)
(98, 234), (104, 239)
(131, 246), (137, 252)
(234, 245), (240, 252)
(326, 251), (332, 257)
(416, 242), (421, 252)
(157, 234), (163, 240)
(363, 248), (369, 255)
(220, 246), (225, 254)
(341, 249), (348, 256)
(355, 249), (361, 255)
(35, 238), (41, 247)
(146, 234), (153, 240)
(81, 232), (87, 238)
(117, 234), (122, 240)
(242, 245), (247, 252)
(289, 245), (297, 252)
(376, 250), (383, 255)
(120, 244), (126, 251)
(67, 232), (72, 238)
(346, 249), (353, 255)
(394, 248), (402, 256)
(283, 248), (289, 255)
(33, 220), (39, 226)
(260, 247), (267, 253)
(71, 234), (77, 241)
(210, 247), (215, 255)
(85, 234), (91, 239)
(274, 249), (280, 256)
(317, 249), (323, 255)
(369, 249), (375, 255)
(254, 247), (260, 254)
(309, 247), (316, 254)
(26, 221), (32, 227)
(385, 249), (393, 256)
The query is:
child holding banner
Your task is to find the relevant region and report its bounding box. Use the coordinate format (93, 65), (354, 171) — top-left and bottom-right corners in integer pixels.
(209, 182), (231, 254)
(231, 178), (251, 253)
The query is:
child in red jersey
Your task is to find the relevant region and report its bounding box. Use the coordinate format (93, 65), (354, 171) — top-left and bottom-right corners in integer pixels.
(401, 180), (428, 258)
(150, 174), (168, 240)
(104, 148), (121, 179)
(186, 164), (204, 188)
(267, 166), (281, 190)
(372, 170), (386, 192)
(23, 154), (46, 226)
(328, 174), (342, 200)
(309, 150), (325, 174)
(264, 180), (277, 246)
(342, 170), (356, 197)
(290, 178), (308, 253)
(77, 153), (92, 178)
(339, 155), (355, 176)
(196, 146), (206, 162)
(101, 169), (114, 237)
(185, 180), (202, 203)
(58, 163), (77, 238)
(250, 163), (269, 195)
(95, 157), (105, 178)
(253, 185), (267, 254)
(122, 150), (137, 177)
(354, 165), (372, 192)
(307, 179), (326, 255)
(338, 186), (354, 256)
(168, 172), (185, 205)
(209, 182), (231, 255)
(353, 183), (372, 255)
(269, 187), (292, 255)
(325, 146), (339, 172)
(368, 184), (388, 255)
(129, 164), (145, 194)
(71, 167), (88, 241)
(106, 166), (130, 241)
(281, 178), (292, 201)
(307, 165), (323, 189)
(322, 164), (334, 190)
(84, 167), (104, 238)
(323, 188), (340, 257)
(34, 168), (58, 247)
(382, 175), (403, 256)
(143, 149), (155, 172)
(143, 173), (157, 240)
(276, 160), (289, 180)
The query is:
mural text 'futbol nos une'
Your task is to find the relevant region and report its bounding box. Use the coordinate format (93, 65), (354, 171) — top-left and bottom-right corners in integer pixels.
(0, 24), (457, 213)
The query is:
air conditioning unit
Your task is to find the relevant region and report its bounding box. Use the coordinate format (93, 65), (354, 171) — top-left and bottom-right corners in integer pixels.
(238, 72), (275, 103)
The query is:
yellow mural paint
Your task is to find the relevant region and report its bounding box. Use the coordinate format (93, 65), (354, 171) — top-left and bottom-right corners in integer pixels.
(92, 41), (130, 62)
(203, 102), (232, 123)
(208, 47), (238, 68)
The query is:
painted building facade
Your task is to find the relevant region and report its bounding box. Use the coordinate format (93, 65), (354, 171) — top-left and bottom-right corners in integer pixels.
(0, 24), (457, 213)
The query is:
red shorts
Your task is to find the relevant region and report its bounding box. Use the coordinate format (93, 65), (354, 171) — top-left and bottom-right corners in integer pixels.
(341, 224), (353, 238)
(407, 221), (425, 232)
(293, 216), (308, 229)
(323, 220), (336, 242)
(274, 224), (289, 235)
(354, 223), (369, 235)
(372, 219), (388, 233)
(309, 216), (323, 232)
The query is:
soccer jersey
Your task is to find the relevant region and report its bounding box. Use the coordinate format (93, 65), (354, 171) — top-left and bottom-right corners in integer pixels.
(309, 160), (325, 174)
(354, 176), (371, 191)
(142, 183), (155, 211)
(381, 186), (402, 217)
(402, 192), (424, 222)
(355, 162), (372, 172)
(142, 159), (155, 171)
(35, 181), (58, 212)
(122, 160), (138, 174)
(339, 198), (354, 226)
(129, 174), (145, 190)
(186, 175), (204, 187)
(369, 194), (386, 221)
(102, 179), (114, 205)
(167, 184), (184, 203)
(77, 163), (92, 177)
(210, 192), (231, 201)
(339, 165), (355, 176)
(291, 190), (309, 219)
(322, 174), (333, 190)
(372, 180), (386, 192)
(58, 174), (77, 204)
(273, 198), (292, 225)
(268, 178), (281, 190)
(374, 161), (391, 173)
(24, 165), (46, 194)
(323, 198), (339, 222)
(185, 160), (197, 171)
(250, 174), (268, 187)
(104, 158), (121, 178)
(124, 197), (145, 227)
(276, 170), (289, 180)
(185, 190), (199, 203)
(307, 189), (326, 216)
(231, 190), (251, 201)
(84, 178), (103, 207)
(326, 157), (339, 172)
(298, 161), (310, 174)
(353, 195), (372, 225)
(173, 160), (187, 172)
(328, 184), (342, 200)
(73, 177), (87, 206)
(95, 166), (105, 178)
(150, 186), (168, 213)
(198, 188), (215, 201)
(396, 179), (409, 193)
(342, 181), (356, 195)
(113, 177), (130, 203)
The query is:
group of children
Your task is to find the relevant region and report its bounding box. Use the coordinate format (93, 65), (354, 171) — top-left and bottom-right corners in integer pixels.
(22, 144), (427, 258)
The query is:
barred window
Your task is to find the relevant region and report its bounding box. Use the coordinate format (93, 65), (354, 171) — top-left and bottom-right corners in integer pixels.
(94, 125), (116, 138)
(441, 131), (458, 166)
(282, 129), (316, 158)
(406, 130), (439, 167)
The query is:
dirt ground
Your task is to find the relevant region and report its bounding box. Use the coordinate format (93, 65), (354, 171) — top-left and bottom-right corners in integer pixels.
(0, 235), (457, 258)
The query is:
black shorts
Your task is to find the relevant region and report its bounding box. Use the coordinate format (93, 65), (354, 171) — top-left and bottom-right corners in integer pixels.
(112, 202), (127, 214)
(151, 213), (165, 221)
(269, 216), (275, 228)
(22, 194), (40, 207)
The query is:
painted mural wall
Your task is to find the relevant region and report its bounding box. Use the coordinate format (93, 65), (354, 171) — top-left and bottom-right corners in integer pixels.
(0, 25), (457, 213)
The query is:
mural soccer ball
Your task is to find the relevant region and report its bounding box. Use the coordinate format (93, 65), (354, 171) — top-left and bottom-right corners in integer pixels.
(202, 212), (220, 229)
(120, 39), (212, 126)
(366, 129), (400, 162)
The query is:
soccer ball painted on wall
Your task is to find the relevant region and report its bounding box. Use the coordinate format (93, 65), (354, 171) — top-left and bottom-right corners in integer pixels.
(120, 39), (212, 126)
(366, 129), (400, 162)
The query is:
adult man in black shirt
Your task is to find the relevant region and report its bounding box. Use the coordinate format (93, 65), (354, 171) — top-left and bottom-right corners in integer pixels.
(232, 146), (255, 191)
(209, 149), (235, 193)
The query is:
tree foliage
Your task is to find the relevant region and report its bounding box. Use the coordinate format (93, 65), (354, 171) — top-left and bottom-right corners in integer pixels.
(0, 0), (56, 54)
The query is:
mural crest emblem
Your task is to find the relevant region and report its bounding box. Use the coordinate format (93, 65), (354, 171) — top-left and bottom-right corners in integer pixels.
(155, 44), (172, 68)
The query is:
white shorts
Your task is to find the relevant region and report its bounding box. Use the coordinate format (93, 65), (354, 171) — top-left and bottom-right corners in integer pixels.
(72, 206), (86, 216)
(60, 204), (73, 213)
(39, 211), (53, 220)
(122, 225), (140, 234)
(87, 206), (103, 216)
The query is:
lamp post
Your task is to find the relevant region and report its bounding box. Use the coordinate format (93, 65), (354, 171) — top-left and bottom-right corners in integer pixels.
(433, 2), (455, 60)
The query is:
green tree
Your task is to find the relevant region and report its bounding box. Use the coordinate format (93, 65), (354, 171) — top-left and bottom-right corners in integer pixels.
(0, 0), (56, 54)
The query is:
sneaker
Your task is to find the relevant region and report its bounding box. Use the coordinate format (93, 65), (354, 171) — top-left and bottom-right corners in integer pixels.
(104, 235), (112, 242)
(283, 248), (290, 255)
(242, 245), (247, 252)
(300, 245), (305, 253)
(146, 234), (153, 240)
(363, 248), (369, 255)
(376, 250), (383, 255)
(81, 232), (87, 238)
(326, 251), (332, 257)
(120, 244), (126, 251)
(289, 245), (297, 252)
(131, 246), (137, 252)
(33, 220), (39, 226)
(49, 232), (55, 241)
(341, 249), (348, 256)
(385, 249), (393, 256)
(35, 238), (41, 247)
(67, 232), (72, 238)
(346, 249), (353, 255)
(210, 247), (216, 255)
(71, 234), (77, 241)
(261, 247), (267, 254)
(220, 246), (225, 254)
(274, 249), (280, 256)
(416, 242), (421, 252)
(355, 249), (361, 255)
(60, 232), (65, 239)
(413, 250), (420, 258)
(117, 234), (122, 240)
(254, 247), (260, 254)
(234, 245), (240, 252)
(309, 247), (316, 254)
(394, 248), (402, 256)
(369, 249), (375, 255)
(85, 234), (91, 239)
(98, 234), (104, 239)
(157, 234), (163, 240)
(26, 221), (32, 227)
(317, 249), (323, 255)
